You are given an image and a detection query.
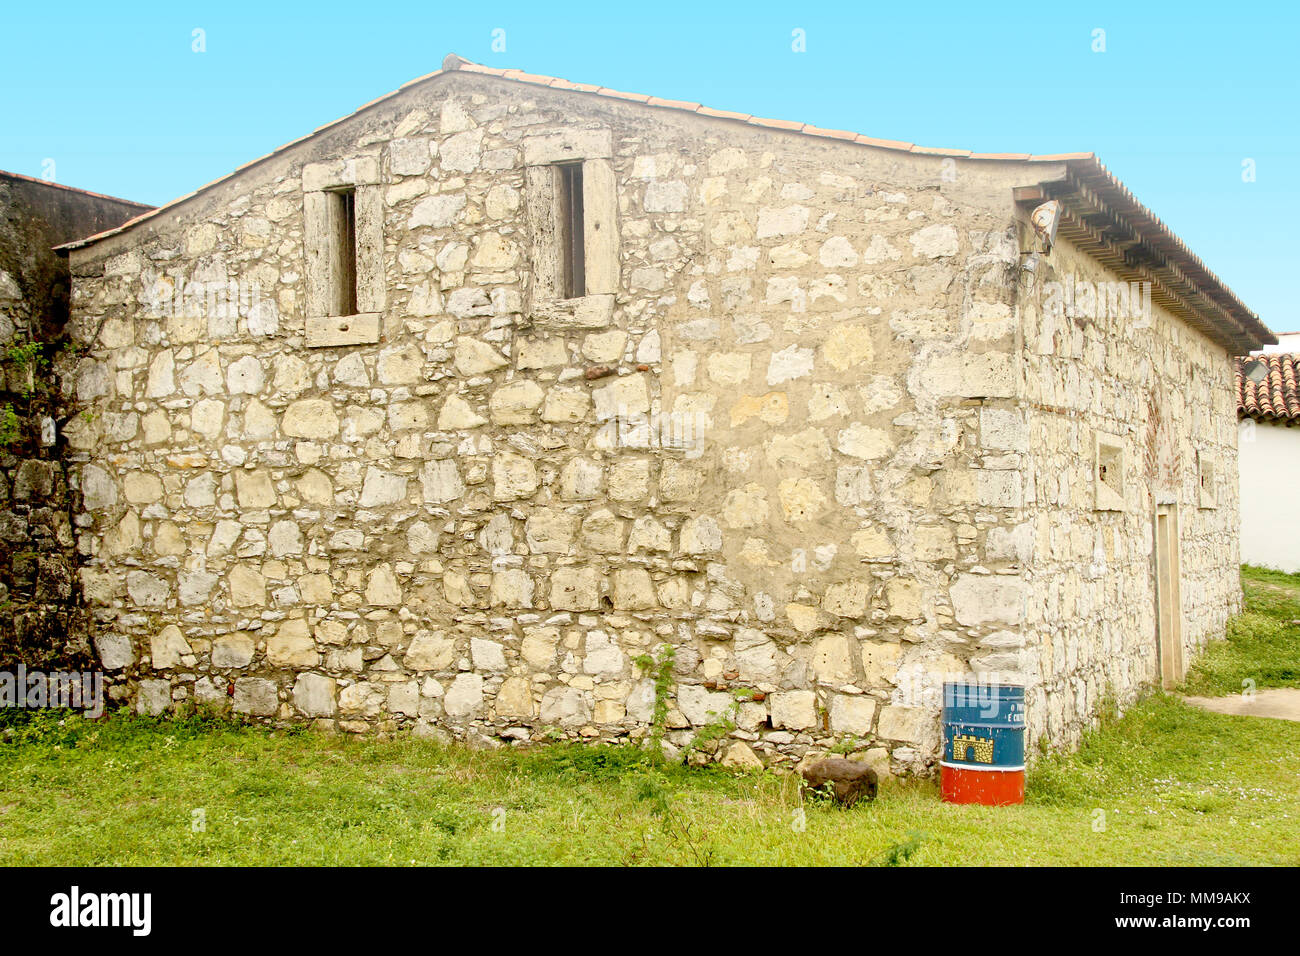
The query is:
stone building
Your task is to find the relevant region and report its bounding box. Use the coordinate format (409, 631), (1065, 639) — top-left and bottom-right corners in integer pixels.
(0, 171), (150, 672)
(56, 55), (1272, 772)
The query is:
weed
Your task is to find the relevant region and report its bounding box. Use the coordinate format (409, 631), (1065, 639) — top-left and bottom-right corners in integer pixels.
(870, 830), (927, 866)
(633, 643), (675, 762)
(0, 404), (20, 447)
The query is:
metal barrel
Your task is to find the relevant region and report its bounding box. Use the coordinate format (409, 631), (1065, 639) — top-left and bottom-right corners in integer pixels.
(940, 682), (1026, 806)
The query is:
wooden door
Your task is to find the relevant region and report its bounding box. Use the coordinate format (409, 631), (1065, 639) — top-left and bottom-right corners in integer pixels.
(1154, 504), (1184, 689)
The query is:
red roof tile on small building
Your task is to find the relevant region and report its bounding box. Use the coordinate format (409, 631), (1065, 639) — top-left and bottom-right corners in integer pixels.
(1237, 354), (1300, 422)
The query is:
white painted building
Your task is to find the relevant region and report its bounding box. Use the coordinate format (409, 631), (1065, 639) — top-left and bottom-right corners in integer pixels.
(1259, 331), (1300, 354)
(1237, 352), (1300, 572)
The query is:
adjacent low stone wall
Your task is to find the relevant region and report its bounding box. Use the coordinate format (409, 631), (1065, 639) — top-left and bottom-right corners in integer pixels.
(0, 172), (149, 673)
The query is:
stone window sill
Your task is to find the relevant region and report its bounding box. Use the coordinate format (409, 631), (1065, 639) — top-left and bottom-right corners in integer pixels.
(305, 313), (382, 348)
(529, 293), (614, 331)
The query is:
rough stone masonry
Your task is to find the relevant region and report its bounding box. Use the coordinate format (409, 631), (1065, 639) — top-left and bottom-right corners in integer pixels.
(0, 171), (150, 674)
(55, 56), (1270, 775)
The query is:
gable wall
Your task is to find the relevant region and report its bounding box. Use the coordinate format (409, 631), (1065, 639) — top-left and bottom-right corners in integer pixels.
(64, 71), (1130, 771)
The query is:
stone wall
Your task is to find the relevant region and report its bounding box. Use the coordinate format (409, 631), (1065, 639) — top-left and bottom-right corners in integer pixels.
(1016, 235), (1242, 751)
(60, 71), (1240, 772)
(0, 172), (149, 672)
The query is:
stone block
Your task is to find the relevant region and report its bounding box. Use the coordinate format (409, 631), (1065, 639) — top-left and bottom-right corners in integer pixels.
(829, 694), (877, 736)
(233, 678), (279, 716)
(950, 574), (1025, 626)
(611, 567), (657, 609)
(539, 686), (592, 727)
(550, 566), (603, 611)
(137, 679), (172, 716)
(876, 705), (939, 752)
(293, 673), (337, 717)
(770, 690), (817, 730)
(151, 624), (192, 669)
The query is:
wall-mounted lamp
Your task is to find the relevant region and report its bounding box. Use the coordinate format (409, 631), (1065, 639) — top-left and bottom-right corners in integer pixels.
(1030, 199), (1062, 254)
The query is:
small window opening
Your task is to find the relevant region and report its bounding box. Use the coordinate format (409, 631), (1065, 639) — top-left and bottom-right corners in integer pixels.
(1198, 451), (1217, 508)
(328, 188), (358, 317)
(1098, 446), (1122, 497)
(1095, 434), (1125, 511)
(556, 162), (585, 299)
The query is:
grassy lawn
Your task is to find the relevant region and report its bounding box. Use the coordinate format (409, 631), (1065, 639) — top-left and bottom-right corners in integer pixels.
(1, 566), (1297, 867)
(1182, 564), (1300, 696)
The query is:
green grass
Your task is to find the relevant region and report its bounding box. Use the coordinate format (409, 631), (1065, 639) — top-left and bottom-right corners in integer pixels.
(1, 566), (1298, 866)
(1183, 565), (1300, 696)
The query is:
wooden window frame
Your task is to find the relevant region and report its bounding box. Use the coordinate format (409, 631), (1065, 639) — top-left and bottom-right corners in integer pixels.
(523, 129), (618, 328)
(303, 157), (384, 347)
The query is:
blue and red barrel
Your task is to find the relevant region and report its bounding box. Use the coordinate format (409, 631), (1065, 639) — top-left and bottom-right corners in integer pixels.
(940, 682), (1025, 805)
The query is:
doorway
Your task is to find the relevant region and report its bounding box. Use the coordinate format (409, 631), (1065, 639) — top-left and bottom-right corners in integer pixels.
(1154, 504), (1184, 689)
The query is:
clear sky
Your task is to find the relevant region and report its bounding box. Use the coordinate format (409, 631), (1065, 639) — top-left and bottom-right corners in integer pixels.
(2, 1), (1296, 330)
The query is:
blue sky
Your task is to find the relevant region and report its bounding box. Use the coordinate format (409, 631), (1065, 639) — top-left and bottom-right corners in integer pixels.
(2, 1), (1296, 330)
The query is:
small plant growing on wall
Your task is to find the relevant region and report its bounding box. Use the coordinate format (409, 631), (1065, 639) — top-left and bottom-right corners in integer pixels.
(632, 643), (675, 763)
(0, 404), (21, 448)
(684, 686), (764, 761)
(684, 700), (739, 760)
(829, 735), (860, 755)
(0, 339), (55, 451)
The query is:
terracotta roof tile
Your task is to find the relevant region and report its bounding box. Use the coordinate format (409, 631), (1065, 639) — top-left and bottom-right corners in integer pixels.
(799, 125), (860, 142)
(854, 134), (914, 150)
(1237, 354), (1300, 422)
(504, 70), (559, 85)
(547, 78), (600, 93)
(747, 115), (805, 131)
(1029, 151), (1095, 162)
(597, 88), (652, 103)
(695, 105), (752, 121)
(646, 96), (702, 111)
(910, 145), (971, 157)
(398, 68), (445, 89)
